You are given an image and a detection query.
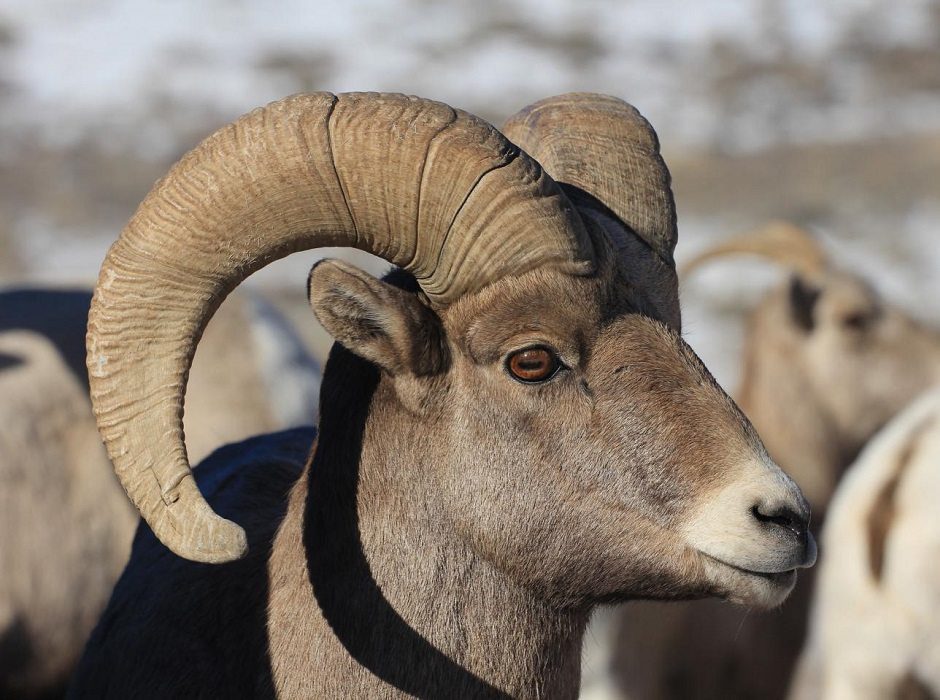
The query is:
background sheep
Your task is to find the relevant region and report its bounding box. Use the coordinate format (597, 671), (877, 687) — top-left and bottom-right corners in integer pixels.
(0, 330), (133, 698)
(790, 386), (940, 699)
(612, 222), (940, 699)
(0, 288), (320, 698)
(68, 92), (815, 698)
(684, 222), (940, 515)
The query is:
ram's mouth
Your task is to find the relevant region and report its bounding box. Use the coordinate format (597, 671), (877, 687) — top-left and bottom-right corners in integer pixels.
(699, 553), (799, 608)
(706, 554), (798, 581)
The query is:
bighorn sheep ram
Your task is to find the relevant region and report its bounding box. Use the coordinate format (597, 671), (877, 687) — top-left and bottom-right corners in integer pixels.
(68, 92), (815, 699)
(790, 386), (940, 699)
(0, 289), (320, 698)
(613, 222), (940, 699)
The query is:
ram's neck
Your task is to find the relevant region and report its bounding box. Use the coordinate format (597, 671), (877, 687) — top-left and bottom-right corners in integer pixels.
(267, 352), (588, 698)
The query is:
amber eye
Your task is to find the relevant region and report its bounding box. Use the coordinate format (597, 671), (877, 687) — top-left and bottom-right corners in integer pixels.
(506, 346), (562, 383)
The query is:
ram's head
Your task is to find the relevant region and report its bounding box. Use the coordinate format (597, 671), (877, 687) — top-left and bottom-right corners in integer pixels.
(87, 93), (814, 608)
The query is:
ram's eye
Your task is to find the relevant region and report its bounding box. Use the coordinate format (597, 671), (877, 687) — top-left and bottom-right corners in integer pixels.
(506, 347), (561, 383)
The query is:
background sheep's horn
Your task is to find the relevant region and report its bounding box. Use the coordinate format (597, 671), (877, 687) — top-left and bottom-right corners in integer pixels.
(87, 92), (594, 563)
(681, 221), (829, 280)
(502, 92), (677, 267)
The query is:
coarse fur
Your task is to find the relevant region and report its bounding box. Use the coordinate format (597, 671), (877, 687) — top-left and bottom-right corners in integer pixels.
(613, 229), (940, 700)
(71, 94), (815, 698)
(0, 288), (320, 698)
(790, 387), (940, 700)
(69, 427), (314, 699)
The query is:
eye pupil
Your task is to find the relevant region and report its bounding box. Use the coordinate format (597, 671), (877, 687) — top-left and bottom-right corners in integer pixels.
(507, 347), (560, 382)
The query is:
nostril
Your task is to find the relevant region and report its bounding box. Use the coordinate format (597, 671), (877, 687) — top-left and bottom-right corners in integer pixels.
(751, 504), (807, 539)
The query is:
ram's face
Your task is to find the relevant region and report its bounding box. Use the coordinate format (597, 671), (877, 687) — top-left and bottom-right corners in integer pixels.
(311, 257), (815, 610)
(89, 90), (816, 590)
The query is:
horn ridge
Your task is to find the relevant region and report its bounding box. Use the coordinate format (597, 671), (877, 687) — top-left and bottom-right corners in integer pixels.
(503, 92), (677, 266)
(87, 92), (592, 562)
(681, 221), (829, 280)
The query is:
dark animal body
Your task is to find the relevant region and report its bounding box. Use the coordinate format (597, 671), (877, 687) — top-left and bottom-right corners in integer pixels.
(71, 427), (314, 698)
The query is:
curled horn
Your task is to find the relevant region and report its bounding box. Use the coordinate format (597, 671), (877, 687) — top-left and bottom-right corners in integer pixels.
(87, 92), (594, 563)
(502, 92), (677, 267)
(681, 221), (829, 280)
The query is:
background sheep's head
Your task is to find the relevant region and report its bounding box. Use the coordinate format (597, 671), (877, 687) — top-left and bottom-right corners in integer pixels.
(685, 222), (940, 512)
(88, 93), (814, 611)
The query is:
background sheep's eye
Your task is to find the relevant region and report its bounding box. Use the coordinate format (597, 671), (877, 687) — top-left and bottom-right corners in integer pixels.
(507, 347), (561, 383)
(842, 311), (871, 331)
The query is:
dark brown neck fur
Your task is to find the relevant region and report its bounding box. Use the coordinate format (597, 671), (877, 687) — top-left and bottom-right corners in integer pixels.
(266, 344), (588, 698)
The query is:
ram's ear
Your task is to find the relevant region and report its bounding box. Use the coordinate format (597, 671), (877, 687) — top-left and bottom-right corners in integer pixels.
(308, 259), (448, 376)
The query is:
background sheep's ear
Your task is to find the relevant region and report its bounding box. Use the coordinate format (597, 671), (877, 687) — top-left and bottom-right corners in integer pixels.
(308, 259), (448, 376)
(788, 275), (821, 332)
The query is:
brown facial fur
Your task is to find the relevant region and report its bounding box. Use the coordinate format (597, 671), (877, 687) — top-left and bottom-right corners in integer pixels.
(71, 253), (812, 699)
(73, 93), (813, 698)
(265, 254), (810, 696)
(307, 227), (808, 612)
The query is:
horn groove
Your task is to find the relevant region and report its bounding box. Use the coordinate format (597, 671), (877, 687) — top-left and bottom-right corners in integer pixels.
(503, 92), (677, 266)
(87, 92), (593, 563)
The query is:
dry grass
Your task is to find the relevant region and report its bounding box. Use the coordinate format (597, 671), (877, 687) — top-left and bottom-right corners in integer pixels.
(669, 131), (940, 225)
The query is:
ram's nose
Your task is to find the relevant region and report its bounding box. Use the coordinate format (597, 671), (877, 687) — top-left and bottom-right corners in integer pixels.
(682, 456), (817, 575)
(750, 501), (817, 569)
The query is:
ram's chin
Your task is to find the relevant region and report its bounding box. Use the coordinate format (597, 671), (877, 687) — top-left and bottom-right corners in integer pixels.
(700, 555), (798, 609)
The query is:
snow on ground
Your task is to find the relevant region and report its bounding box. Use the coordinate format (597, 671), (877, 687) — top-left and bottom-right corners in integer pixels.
(2, 0), (938, 300)
(2, 0), (940, 153)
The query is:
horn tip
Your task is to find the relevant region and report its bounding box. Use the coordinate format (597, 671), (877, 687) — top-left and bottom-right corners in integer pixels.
(156, 509), (249, 564)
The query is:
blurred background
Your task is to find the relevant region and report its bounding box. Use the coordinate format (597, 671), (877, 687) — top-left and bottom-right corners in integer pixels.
(1, 0), (938, 697)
